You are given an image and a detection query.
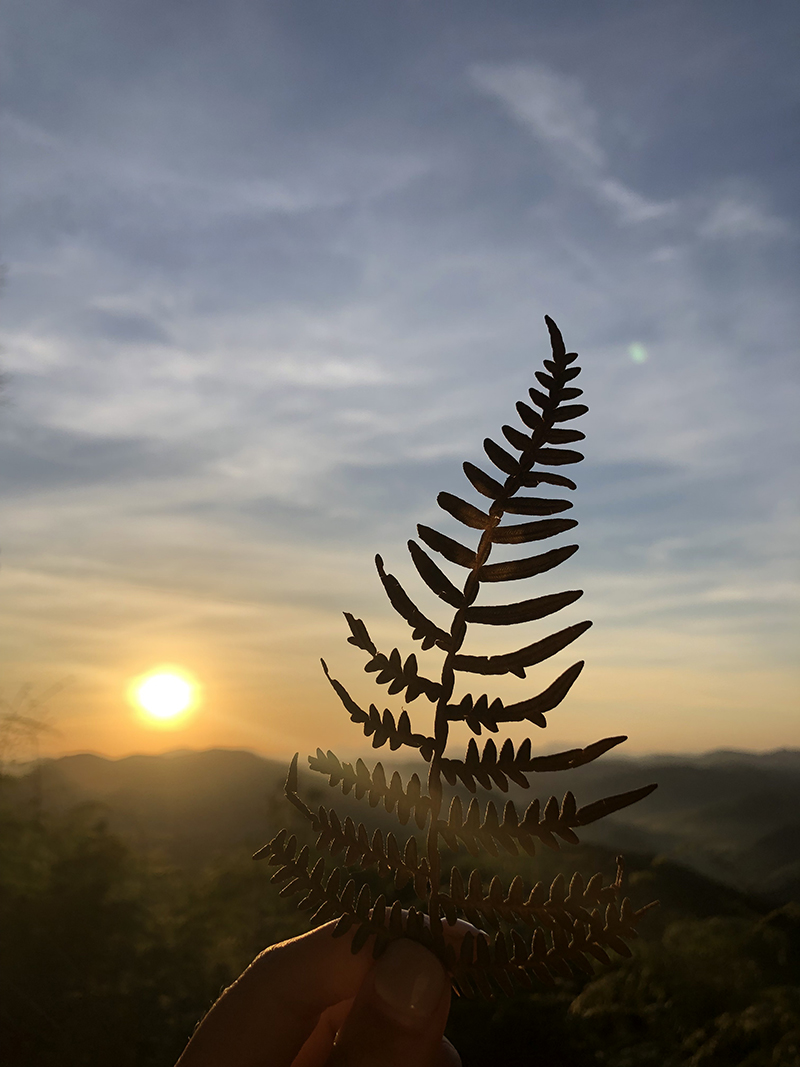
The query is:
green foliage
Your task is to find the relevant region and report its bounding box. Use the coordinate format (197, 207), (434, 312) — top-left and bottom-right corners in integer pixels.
(444, 909), (800, 1067)
(568, 911), (800, 1066)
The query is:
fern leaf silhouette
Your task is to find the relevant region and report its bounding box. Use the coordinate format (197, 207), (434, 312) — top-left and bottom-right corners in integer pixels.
(255, 316), (658, 998)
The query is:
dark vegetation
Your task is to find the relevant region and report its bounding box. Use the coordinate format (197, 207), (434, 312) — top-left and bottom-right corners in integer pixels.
(2, 748), (799, 1066)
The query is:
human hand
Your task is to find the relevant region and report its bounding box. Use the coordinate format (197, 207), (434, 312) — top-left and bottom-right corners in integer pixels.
(175, 921), (462, 1067)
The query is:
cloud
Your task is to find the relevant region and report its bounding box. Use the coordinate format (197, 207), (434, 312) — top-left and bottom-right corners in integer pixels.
(699, 195), (789, 239)
(595, 178), (674, 224)
(470, 62), (674, 224)
(471, 62), (604, 167)
(84, 307), (173, 345)
(0, 106), (429, 231)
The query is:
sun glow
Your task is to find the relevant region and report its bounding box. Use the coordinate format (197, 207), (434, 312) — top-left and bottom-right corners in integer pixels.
(131, 668), (199, 727)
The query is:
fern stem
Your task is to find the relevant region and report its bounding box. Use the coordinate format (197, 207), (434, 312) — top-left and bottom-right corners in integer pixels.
(425, 345), (564, 942)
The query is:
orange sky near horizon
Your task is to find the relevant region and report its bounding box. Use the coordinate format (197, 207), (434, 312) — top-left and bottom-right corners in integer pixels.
(4, 552), (797, 766)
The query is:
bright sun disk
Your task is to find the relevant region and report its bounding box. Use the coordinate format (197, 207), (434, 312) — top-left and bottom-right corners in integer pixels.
(132, 670), (197, 724)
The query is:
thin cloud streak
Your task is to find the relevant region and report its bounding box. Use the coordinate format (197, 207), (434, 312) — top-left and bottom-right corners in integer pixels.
(471, 62), (675, 223)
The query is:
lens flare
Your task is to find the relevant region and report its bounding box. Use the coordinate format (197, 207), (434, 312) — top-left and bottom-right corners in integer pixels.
(628, 343), (648, 364)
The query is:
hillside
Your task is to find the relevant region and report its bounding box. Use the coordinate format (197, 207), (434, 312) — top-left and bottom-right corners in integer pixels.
(4, 747), (800, 1067)
(7, 748), (287, 866)
(9, 746), (800, 901)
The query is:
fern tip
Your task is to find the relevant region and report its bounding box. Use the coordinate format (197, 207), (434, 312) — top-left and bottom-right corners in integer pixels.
(285, 753), (299, 796)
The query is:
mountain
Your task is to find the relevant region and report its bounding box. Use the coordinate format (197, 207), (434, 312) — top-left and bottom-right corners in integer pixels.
(516, 748), (800, 901)
(6, 748), (287, 865)
(6, 747), (800, 900)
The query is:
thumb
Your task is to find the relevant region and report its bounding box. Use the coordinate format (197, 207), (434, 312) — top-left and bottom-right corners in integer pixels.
(325, 938), (459, 1067)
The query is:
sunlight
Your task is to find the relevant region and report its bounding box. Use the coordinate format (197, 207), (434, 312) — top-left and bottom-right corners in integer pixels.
(130, 668), (199, 728)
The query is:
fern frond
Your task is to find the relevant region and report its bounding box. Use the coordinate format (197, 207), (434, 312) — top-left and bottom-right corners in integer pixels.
(375, 555), (452, 651)
(447, 662), (585, 734)
(438, 734), (632, 792)
(502, 495), (574, 515)
(417, 524), (477, 569)
(312, 809), (430, 896)
(321, 662), (436, 758)
(464, 590), (583, 625)
(252, 829), (348, 927)
(488, 518), (579, 545)
(407, 540), (465, 607)
(476, 544), (579, 582)
(266, 760), (433, 898)
(518, 469), (577, 489)
(308, 750), (435, 829)
(437, 784), (657, 857)
(342, 613), (442, 702)
(451, 903), (649, 1000)
(437, 491), (492, 530)
(439, 865), (608, 929)
(451, 621), (591, 679)
(334, 902), (449, 962)
(258, 315), (659, 1002)
(463, 461), (504, 500)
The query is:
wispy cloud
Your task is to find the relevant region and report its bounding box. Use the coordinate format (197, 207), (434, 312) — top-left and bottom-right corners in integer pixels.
(699, 195), (789, 239)
(472, 63), (605, 167)
(0, 107), (430, 256)
(470, 62), (674, 224)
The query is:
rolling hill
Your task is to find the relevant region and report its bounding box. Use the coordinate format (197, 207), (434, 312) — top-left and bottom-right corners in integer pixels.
(6, 746), (800, 901)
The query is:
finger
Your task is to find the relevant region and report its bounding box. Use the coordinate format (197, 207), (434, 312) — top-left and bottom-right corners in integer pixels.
(292, 920), (476, 1067)
(439, 1036), (463, 1067)
(176, 923), (376, 1067)
(291, 1002), (462, 1067)
(176, 916), (480, 1067)
(291, 999), (353, 1067)
(325, 939), (452, 1067)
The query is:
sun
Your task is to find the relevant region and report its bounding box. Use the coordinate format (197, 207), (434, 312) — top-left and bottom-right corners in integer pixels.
(131, 668), (199, 727)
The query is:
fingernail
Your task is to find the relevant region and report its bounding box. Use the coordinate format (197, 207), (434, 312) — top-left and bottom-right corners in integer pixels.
(372, 939), (448, 1024)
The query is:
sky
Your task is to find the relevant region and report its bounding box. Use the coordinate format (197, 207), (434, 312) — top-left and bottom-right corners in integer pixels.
(0, 0), (798, 764)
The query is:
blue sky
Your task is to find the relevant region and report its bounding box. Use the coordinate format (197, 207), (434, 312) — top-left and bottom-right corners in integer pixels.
(1, 0), (798, 759)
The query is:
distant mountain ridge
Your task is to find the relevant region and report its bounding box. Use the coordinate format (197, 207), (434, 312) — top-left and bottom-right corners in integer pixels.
(7, 748), (287, 866)
(7, 746), (800, 900)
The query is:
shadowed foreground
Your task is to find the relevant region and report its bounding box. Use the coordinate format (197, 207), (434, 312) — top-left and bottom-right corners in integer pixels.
(2, 758), (799, 1067)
